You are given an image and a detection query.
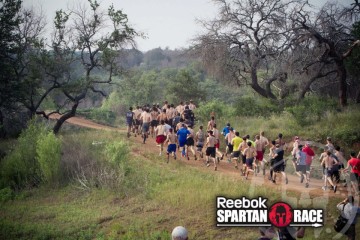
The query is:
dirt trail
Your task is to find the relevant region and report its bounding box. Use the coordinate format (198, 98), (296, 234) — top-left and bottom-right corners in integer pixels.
(51, 114), (350, 199)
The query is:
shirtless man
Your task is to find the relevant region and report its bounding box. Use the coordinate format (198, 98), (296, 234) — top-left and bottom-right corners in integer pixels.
(239, 136), (249, 176)
(242, 141), (257, 180)
(176, 101), (185, 118)
(259, 131), (269, 153)
(195, 126), (205, 159)
(189, 99), (196, 111)
(212, 124), (224, 162)
(158, 107), (167, 121)
(320, 150), (338, 192)
(166, 104), (177, 127)
(141, 108), (152, 144)
(165, 129), (177, 163)
(155, 120), (167, 156)
(185, 125), (196, 160)
(255, 135), (266, 175)
(291, 136), (300, 173)
(225, 128), (235, 161)
(133, 106), (142, 137)
(150, 106), (159, 138)
(205, 130), (217, 171)
(207, 116), (215, 131)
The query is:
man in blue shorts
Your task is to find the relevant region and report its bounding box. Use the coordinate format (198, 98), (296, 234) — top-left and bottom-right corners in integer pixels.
(177, 124), (190, 158)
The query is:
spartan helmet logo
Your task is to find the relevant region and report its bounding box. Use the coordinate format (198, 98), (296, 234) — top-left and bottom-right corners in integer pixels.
(275, 205), (287, 225)
(269, 202), (293, 228)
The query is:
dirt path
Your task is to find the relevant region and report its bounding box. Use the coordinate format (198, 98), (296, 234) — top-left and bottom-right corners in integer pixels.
(51, 115), (350, 199)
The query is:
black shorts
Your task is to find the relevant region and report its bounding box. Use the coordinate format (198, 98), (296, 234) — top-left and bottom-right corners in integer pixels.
(273, 160), (285, 172)
(206, 147), (216, 157)
(186, 137), (194, 146)
(232, 151), (240, 158)
(296, 165), (306, 174)
(241, 155), (246, 164)
(227, 144), (233, 153)
(151, 120), (158, 127)
(135, 119), (141, 126)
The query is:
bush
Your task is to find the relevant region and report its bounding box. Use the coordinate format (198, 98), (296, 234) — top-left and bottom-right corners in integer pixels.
(195, 100), (235, 123)
(89, 108), (116, 126)
(234, 97), (282, 117)
(36, 132), (61, 184)
(104, 141), (130, 173)
(0, 120), (48, 189)
(0, 187), (13, 202)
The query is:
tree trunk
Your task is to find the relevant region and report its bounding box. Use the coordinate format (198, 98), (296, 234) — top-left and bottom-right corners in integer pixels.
(336, 61), (348, 107)
(251, 68), (276, 99)
(53, 102), (79, 134)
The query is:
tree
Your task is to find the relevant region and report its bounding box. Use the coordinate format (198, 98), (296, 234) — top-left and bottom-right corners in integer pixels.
(0, 0), (22, 137)
(46, 0), (139, 133)
(291, 1), (360, 106)
(194, 0), (302, 99)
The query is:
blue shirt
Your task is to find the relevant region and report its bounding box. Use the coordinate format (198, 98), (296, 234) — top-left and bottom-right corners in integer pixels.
(126, 111), (134, 124)
(177, 128), (190, 142)
(297, 151), (306, 165)
(222, 126), (230, 136)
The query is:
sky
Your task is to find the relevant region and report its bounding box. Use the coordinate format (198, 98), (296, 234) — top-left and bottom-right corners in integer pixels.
(22, 0), (355, 52)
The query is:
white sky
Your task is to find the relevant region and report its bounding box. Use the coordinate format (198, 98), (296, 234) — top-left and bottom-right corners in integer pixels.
(23, 0), (355, 52)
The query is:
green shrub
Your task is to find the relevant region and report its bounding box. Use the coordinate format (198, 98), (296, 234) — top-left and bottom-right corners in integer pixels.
(195, 100), (235, 123)
(36, 131), (61, 184)
(104, 141), (129, 167)
(0, 120), (48, 189)
(234, 97), (282, 117)
(0, 187), (13, 202)
(89, 108), (116, 126)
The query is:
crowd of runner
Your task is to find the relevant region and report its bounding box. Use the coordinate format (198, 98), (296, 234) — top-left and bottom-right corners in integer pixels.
(125, 101), (360, 197)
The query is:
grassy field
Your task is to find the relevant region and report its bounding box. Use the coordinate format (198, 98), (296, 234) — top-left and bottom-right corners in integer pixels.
(0, 127), (357, 239)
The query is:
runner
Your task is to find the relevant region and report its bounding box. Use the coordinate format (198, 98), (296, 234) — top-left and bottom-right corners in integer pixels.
(276, 133), (287, 150)
(334, 146), (346, 184)
(157, 108), (168, 124)
(205, 130), (217, 171)
(254, 135), (265, 175)
(189, 99), (196, 111)
(195, 125), (205, 159)
(167, 104), (177, 127)
(165, 128), (177, 163)
(141, 108), (152, 144)
(296, 145), (309, 188)
(125, 107), (134, 138)
(272, 143), (288, 184)
(207, 116), (215, 131)
(212, 124), (224, 163)
(259, 131), (269, 153)
(225, 127), (235, 161)
(176, 101), (185, 118)
(302, 142), (315, 184)
(230, 131), (243, 169)
(291, 136), (300, 173)
(133, 106), (142, 137)
(172, 113), (181, 132)
(182, 105), (195, 128)
(239, 136), (249, 176)
(320, 150), (338, 192)
(222, 123), (231, 155)
(155, 120), (167, 156)
(185, 125), (197, 160)
(177, 123), (190, 158)
(343, 151), (360, 196)
(242, 141), (257, 180)
(268, 140), (277, 182)
(150, 106), (159, 138)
